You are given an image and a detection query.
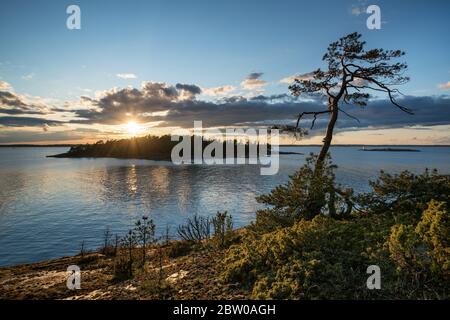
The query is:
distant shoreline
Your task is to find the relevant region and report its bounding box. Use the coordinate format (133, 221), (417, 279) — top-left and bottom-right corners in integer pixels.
(279, 144), (449, 148)
(1, 144), (449, 148)
(0, 144), (74, 147)
(359, 147), (420, 152)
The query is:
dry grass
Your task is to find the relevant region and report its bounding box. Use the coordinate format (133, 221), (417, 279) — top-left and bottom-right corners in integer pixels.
(0, 239), (250, 300)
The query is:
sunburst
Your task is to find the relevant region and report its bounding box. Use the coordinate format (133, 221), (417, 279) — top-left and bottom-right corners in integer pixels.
(125, 121), (141, 136)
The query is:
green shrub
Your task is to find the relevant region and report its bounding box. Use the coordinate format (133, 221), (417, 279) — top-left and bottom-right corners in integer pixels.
(223, 200), (449, 299)
(252, 154), (353, 234)
(416, 200), (450, 275)
(388, 200), (449, 287)
(134, 216), (156, 267)
(212, 211), (234, 248)
(113, 253), (133, 282)
(224, 215), (382, 299)
(356, 169), (450, 217)
(118, 230), (138, 278)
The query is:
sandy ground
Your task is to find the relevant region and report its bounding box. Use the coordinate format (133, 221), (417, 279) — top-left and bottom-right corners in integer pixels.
(0, 244), (250, 300)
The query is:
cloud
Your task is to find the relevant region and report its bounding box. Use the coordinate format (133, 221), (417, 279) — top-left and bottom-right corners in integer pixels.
(351, 7), (365, 16)
(280, 72), (316, 84)
(0, 80), (13, 91)
(331, 95), (450, 130)
(76, 87), (93, 93)
(0, 129), (86, 144)
(0, 116), (63, 127)
(438, 81), (450, 89)
(249, 93), (293, 102)
(350, 0), (369, 16)
(350, 78), (369, 87)
(58, 80), (450, 132)
(116, 73), (137, 79)
(241, 72), (267, 89)
(2, 78), (449, 141)
(0, 81), (50, 115)
(67, 81), (201, 125)
(153, 95), (450, 130)
(65, 81), (316, 126)
(202, 85), (236, 96)
(175, 83), (202, 99)
(175, 83), (201, 95)
(21, 73), (34, 80)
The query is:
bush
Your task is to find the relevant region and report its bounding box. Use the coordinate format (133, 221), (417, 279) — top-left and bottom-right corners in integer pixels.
(212, 211), (234, 248)
(416, 200), (450, 275)
(113, 253), (134, 281)
(356, 169), (450, 217)
(111, 216), (156, 279)
(223, 215), (385, 299)
(134, 216), (156, 267)
(252, 154), (353, 234)
(222, 200), (449, 299)
(118, 230), (138, 278)
(388, 200), (449, 288)
(101, 226), (115, 256)
(177, 214), (211, 242)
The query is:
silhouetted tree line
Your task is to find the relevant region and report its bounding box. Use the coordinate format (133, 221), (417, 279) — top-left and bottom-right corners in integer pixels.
(51, 135), (270, 161)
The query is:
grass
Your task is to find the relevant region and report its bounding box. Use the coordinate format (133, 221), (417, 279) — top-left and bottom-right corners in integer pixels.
(0, 236), (250, 300)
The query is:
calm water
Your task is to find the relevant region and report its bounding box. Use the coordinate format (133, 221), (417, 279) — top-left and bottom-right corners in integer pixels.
(0, 146), (449, 267)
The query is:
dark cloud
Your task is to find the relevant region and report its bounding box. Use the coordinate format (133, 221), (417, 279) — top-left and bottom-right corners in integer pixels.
(247, 72), (264, 80)
(249, 93), (293, 102)
(334, 95), (450, 129)
(0, 91), (47, 115)
(150, 95), (450, 129)
(2, 80), (449, 135)
(241, 72), (267, 89)
(67, 86), (321, 127)
(0, 130), (85, 143)
(0, 116), (63, 127)
(175, 83), (202, 95)
(68, 82), (204, 125)
(63, 80), (450, 131)
(151, 99), (319, 128)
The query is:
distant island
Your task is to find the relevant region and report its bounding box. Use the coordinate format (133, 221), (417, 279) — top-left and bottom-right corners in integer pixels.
(0, 144), (75, 148)
(278, 151), (303, 155)
(47, 135), (271, 161)
(359, 147), (420, 152)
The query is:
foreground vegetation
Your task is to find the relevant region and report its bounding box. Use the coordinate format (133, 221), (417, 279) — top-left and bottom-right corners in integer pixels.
(222, 157), (449, 299)
(223, 201), (449, 299)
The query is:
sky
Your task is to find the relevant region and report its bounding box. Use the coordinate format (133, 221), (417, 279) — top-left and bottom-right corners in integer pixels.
(0, 0), (449, 145)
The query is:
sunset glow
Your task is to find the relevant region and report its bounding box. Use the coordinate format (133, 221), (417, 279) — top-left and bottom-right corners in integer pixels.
(125, 121), (141, 136)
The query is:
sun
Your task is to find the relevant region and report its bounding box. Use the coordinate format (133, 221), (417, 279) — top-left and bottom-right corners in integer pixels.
(125, 121), (141, 136)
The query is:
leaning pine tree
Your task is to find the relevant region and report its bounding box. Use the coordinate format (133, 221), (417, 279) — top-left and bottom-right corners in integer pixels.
(264, 32), (413, 222)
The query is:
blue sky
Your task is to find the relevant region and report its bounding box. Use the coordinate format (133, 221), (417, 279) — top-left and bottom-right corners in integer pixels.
(0, 0), (449, 144)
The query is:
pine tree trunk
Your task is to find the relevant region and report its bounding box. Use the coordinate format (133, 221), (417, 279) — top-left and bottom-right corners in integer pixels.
(316, 103), (338, 168)
(306, 103), (339, 219)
